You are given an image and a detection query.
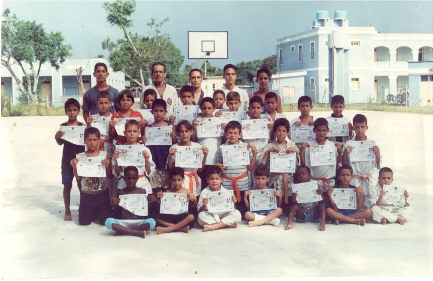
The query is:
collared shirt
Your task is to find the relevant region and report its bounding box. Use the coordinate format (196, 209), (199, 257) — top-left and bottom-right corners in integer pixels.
(140, 82), (179, 115)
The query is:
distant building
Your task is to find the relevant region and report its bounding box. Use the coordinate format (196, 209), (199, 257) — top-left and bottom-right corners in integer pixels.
(203, 76), (225, 95)
(1, 58), (125, 106)
(272, 10), (433, 105)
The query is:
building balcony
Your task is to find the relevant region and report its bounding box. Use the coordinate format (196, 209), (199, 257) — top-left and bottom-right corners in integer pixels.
(374, 61), (408, 68)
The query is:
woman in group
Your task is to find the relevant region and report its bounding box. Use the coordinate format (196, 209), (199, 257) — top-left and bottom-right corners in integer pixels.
(250, 67), (282, 114)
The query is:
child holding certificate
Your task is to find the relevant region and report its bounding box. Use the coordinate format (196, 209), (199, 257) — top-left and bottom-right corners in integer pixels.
(326, 95), (352, 144)
(244, 167), (283, 227)
(147, 99), (176, 191)
(105, 166), (156, 238)
(213, 90), (226, 110)
(109, 89), (146, 145)
(286, 165), (326, 231)
(342, 114), (381, 208)
(87, 91), (113, 144)
(70, 127), (112, 225)
(197, 166), (241, 231)
(369, 167), (410, 224)
(300, 118), (341, 191)
(155, 167), (196, 234)
(113, 119), (155, 194)
(142, 88), (157, 109)
(167, 120), (208, 196)
(291, 96), (315, 146)
(262, 92), (286, 122)
(215, 121), (257, 215)
(326, 166), (372, 226)
(243, 95), (270, 155)
(55, 98), (86, 221)
(257, 118), (299, 208)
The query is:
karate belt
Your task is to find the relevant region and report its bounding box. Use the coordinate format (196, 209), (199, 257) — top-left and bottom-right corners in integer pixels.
(312, 177), (332, 191)
(223, 172), (248, 202)
(185, 172), (199, 194)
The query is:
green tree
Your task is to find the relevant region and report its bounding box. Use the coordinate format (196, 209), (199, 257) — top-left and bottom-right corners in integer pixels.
(102, 0), (183, 89)
(235, 54), (277, 86)
(1, 9), (71, 104)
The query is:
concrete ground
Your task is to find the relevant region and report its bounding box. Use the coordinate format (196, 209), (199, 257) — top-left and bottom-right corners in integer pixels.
(0, 110), (432, 278)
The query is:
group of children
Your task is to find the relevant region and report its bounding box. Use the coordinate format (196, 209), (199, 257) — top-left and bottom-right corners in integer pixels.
(55, 78), (411, 238)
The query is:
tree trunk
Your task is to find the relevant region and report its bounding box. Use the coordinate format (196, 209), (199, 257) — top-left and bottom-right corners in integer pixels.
(76, 67), (85, 104)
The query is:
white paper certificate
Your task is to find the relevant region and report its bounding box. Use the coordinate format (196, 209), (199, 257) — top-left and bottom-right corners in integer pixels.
(221, 144), (249, 166)
(173, 105), (199, 125)
(349, 141), (376, 162)
(59, 126), (85, 145)
(221, 111), (246, 123)
(270, 152), (297, 173)
(76, 154), (106, 177)
(139, 109), (154, 124)
(196, 117), (223, 138)
(292, 181), (322, 204)
(115, 145), (145, 166)
(160, 193), (189, 215)
(114, 117), (141, 136)
(331, 188), (357, 210)
(383, 185), (405, 206)
(207, 190), (234, 213)
(119, 194), (148, 216)
(249, 189), (277, 211)
(327, 118), (349, 137)
(145, 126), (172, 145)
(241, 119), (269, 139)
(91, 115), (110, 136)
(309, 145), (336, 167)
(175, 146), (203, 169)
(290, 124), (315, 143)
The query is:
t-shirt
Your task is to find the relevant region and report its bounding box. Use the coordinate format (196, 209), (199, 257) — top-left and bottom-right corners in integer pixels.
(147, 122), (171, 170)
(304, 140), (337, 180)
(82, 86), (119, 115)
(110, 110), (144, 145)
(60, 122), (86, 169)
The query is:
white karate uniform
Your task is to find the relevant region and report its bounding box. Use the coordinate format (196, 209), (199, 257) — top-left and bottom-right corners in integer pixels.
(304, 140), (337, 189)
(369, 183), (412, 223)
(219, 85), (250, 112)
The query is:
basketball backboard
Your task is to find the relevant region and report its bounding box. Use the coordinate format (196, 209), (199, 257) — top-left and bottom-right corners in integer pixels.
(188, 31), (228, 59)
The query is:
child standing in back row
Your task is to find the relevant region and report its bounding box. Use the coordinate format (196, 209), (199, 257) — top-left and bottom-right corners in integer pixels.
(54, 98), (86, 221)
(326, 95), (352, 145)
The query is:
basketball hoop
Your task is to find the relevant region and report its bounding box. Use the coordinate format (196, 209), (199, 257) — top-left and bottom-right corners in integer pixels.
(188, 31), (228, 59)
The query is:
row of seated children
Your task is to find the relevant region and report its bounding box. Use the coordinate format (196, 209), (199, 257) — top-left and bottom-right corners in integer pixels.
(55, 89), (411, 233)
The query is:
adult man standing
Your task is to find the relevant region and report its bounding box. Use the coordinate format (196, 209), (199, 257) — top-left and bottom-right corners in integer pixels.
(140, 62), (179, 114)
(219, 64), (249, 112)
(189, 68), (211, 105)
(82, 62), (120, 125)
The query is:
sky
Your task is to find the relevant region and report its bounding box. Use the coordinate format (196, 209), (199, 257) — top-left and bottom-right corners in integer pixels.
(2, 0), (433, 68)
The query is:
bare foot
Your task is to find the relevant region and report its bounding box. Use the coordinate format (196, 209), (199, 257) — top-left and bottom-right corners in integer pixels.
(137, 223), (151, 231)
(357, 218), (366, 226)
(181, 226), (190, 233)
(334, 219), (340, 225)
(141, 231), (146, 238)
(319, 220), (326, 231)
(248, 220), (261, 227)
(156, 226), (170, 234)
(64, 214), (72, 221)
(202, 225), (212, 232)
(381, 218), (388, 224)
(285, 224), (293, 230)
(229, 223), (238, 228)
(396, 216), (407, 225)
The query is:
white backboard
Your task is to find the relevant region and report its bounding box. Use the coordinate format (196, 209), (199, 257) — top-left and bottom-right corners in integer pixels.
(188, 31), (228, 59)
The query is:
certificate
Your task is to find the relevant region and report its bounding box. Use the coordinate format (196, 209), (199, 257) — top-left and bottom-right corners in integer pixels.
(114, 117), (141, 136)
(290, 124), (315, 143)
(59, 126), (85, 145)
(241, 119), (269, 139)
(76, 154), (106, 177)
(327, 118), (349, 137)
(115, 144), (145, 166)
(196, 117), (223, 138)
(331, 188), (357, 210)
(249, 189), (277, 211)
(292, 181), (322, 204)
(349, 141), (376, 162)
(270, 152), (296, 173)
(309, 145), (336, 166)
(145, 126), (172, 145)
(221, 111), (246, 123)
(207, 190), (234, 213)
(139, 109), (154, 124)
(175, 146), (203, 169)
(221, 144), (249, 166)
(119, 194), (148, 216)
(160, 193), (189, 215)
(383, 185), (405, 206)
(91, 115), (110, 136)
(173, 105), (199, 125)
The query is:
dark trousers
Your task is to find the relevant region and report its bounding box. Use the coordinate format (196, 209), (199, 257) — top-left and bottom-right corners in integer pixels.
(79, 190), (111, 226)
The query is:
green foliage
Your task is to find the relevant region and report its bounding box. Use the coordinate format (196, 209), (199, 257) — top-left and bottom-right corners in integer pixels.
(102, 0), (136, 29)
(235, 54), (277, 86)
(1, 104), (65, 117)
(386, 93), (409, 106)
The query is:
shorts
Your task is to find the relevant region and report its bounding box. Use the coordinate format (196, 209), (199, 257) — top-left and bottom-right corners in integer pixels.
(79, 190), (111, 226)
(338, 209), (358, 216)
(157, 213), (195, 228)
(252, 209), (274, 216)
(105, 218), (156, 230)
(61, 166), (74, 185)
(297, 208), (318, 223)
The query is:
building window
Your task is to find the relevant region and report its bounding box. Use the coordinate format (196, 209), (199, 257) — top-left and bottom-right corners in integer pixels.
(298, 45), (303, 62)
(290, 45), (295, 52)
(279, 48), (283, 64)
(310, 77), (316, 90)
(351, 41), (360, 47)
(351, 78), (360, 90)
(418, 48), (424, 62)
(421, 75), (429, 81)
(310, 41), (315, 59)
(212, 83), (216, 90)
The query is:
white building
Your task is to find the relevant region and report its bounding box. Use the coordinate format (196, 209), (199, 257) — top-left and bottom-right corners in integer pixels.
(1, 58), (125, 106)
(272, 10), (433, 106)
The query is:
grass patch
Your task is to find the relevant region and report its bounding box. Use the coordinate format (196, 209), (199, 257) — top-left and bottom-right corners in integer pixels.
(282, 103), (433, 114)
(1, 104), (65, 117)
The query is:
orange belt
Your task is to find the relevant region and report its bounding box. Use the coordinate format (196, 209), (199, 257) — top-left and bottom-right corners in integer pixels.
(138, 174), (145, 178)
(312, 177), (332, 191)
(223, 172), (248, 202)
(185, 172), (199, 194)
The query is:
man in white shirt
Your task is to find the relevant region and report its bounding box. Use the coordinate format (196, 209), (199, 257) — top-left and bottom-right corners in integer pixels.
(140, 62), (179, 114)
(189, 68), (211, 105)
(219, 64), (250, 112)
